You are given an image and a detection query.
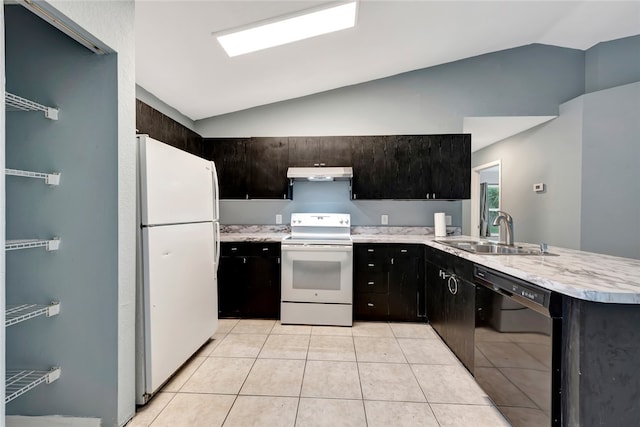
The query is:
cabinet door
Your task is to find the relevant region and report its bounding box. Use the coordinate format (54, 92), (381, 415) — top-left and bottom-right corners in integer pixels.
(217, 255), (249, 317)
(388, 245), (424, 321)
(246, 255), (281, 318)
(249, 137), (290, 199)
(318, 136), (352, 166)
(288, 136), (320, 166)
(387, 135), (428, 199)
(351, 136), (387, 199)
(203, 138), (249, 199)
(426, 260), (446, 339)
(447, 134), (471, 199)
(444, 276), (475, 373)
(425, 134), (471, 200)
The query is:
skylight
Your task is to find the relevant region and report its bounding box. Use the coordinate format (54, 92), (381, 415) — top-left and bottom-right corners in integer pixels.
(216, 2), (358, 57)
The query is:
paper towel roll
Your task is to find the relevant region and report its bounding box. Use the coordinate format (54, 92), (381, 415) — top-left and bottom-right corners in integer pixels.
(434, 212), (446, 237)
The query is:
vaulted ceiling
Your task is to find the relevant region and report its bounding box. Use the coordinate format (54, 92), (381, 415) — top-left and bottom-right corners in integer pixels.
(135, 1), (640, 121)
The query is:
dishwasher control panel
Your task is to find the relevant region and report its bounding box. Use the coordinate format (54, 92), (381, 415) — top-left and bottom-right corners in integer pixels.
(474, 265), (551, 308)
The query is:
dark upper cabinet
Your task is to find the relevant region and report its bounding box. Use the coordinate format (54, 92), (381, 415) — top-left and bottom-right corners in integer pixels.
(351, 136), (386, 199)
(352, 134), (470, 200)
(249, 137), (289, 199)
(289, 136), (352, 167)
(204, 134), (469, 200)
(203, 138), (250, 199)
(203, 137), (290, 199)
(424, 134), (471, 199)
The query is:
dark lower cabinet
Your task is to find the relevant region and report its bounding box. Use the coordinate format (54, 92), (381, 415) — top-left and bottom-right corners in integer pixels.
(354, 243), (425, 322)
(426, 247), (475, 372)
(218, 242), (280, 318)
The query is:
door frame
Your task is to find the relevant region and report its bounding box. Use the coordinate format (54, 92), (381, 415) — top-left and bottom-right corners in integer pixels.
(470, 160), (502, 238)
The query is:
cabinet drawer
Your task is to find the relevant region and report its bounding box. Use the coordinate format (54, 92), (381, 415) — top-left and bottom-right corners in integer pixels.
(247, 242), (280, 256)
(355, 275), (388, 294)
(221, 242), (252, 256)
(389, 244), (422, 258)
(355, 244), (387, 259)
(221, 242), (280, 257)
(354, 293), (388, 320)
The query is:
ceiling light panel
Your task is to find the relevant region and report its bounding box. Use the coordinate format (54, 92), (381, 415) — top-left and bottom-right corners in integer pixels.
(217, 2), (358, 57)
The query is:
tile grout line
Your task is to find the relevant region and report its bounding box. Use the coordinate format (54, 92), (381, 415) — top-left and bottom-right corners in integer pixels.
(219, 319), (273, 427)
(293, 323), (314, 426)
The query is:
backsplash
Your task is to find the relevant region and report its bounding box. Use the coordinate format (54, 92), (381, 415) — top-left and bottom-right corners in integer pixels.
(220, 224), (461, 236)
(219, 181), (463, 227)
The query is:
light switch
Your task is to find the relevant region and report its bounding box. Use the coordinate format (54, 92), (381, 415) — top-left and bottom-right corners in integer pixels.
(276, 214), (282, 224)
(445, 215), (452, 226)
(533, 183), (545, 193)
(381, 214), (389, 225)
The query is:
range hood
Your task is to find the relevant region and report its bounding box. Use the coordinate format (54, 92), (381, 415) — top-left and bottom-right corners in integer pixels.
(287, 166), (353, 182)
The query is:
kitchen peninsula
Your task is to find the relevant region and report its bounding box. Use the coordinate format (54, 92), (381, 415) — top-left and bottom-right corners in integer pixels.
(220, 225), (640, 427)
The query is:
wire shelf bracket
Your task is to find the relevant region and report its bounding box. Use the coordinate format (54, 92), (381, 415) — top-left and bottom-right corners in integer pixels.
(5, 302), (61, 327)
(5, 91), (59, 120)
(6, 168), (61, 186)
(5, 368), (62, 404)
(6, 238), (61, 252)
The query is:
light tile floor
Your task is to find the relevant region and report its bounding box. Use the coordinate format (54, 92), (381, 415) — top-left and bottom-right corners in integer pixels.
(127, 319), (510, 427)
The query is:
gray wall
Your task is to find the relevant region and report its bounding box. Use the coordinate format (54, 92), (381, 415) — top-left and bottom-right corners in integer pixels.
(580, 82), (640, 259)
(197, 44), (584, 137)
(466, 35), (640, 258)
(585, 35), (640, 93)
(466, 97), (584, 250)
(196, 44), (585, 227)
(5, 6), (120, 424)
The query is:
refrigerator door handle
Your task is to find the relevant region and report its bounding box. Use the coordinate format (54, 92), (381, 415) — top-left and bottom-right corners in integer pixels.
(215, 221), (221, 272)
(211, 161), (220, 221)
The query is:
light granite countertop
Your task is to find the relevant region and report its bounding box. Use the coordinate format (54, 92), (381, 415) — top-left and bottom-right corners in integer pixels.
(220, 225), (640, 304)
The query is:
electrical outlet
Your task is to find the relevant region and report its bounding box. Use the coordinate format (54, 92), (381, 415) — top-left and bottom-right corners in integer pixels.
(275, 214), (282, 224)
(445, 215), (452, 226)
(381, 214), (389, 225)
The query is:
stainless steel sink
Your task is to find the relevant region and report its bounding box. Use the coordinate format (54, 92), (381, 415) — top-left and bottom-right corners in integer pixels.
(437, 240), (550, 255)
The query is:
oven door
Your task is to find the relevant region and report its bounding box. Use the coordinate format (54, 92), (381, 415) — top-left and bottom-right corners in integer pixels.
(281, 244), (353, 304)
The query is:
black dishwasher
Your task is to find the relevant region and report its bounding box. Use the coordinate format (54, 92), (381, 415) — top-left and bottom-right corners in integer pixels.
(474, 265), (562, 427)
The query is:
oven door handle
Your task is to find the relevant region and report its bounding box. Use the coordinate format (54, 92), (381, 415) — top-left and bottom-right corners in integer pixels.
(281, 244), (353, 252)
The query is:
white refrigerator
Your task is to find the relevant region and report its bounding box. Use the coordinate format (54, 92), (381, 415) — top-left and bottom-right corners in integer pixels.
(135, 135), (220, 404)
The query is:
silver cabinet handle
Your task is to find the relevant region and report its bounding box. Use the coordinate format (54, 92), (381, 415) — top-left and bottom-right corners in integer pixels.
(367, 303), (374, 307)
(447, 276), (459, 295)
(368, 263), (375, 267)
(368, 248), (374, 252)
(368, 281), (374, 285)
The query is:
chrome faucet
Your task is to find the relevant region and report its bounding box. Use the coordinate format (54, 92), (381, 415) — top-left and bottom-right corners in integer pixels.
(493, 210), (514, 246)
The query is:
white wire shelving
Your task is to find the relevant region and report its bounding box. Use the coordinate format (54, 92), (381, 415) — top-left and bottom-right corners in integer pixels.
(5, 302), (61, 327)
(5, 91), (59, 120)
(5, 168), (61, 186)
(5, 238), (61, 252)
(5, 368), (62, 404)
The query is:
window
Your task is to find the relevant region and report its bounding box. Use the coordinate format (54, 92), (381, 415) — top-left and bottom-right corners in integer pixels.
(487, 184), (500, 236)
